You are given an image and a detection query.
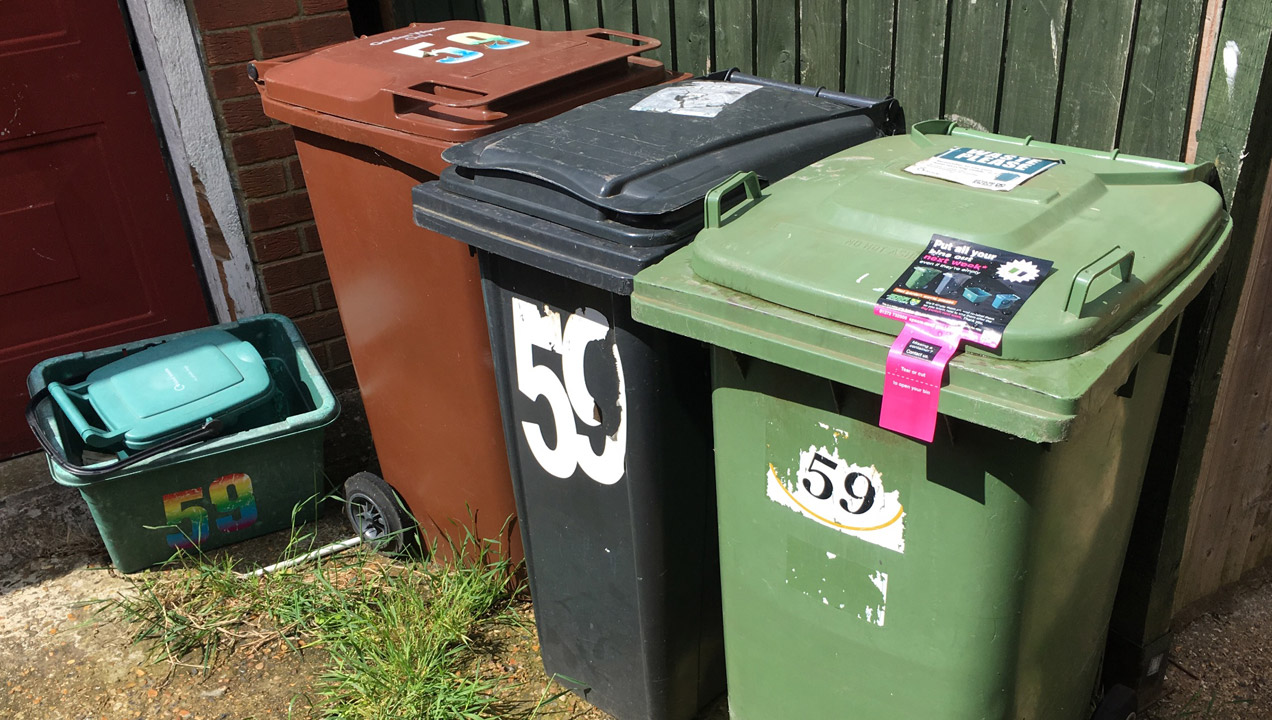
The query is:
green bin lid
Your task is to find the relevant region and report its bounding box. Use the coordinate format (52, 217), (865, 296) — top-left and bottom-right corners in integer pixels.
(63, 329), (273, 449)
(687, 120), (1228, 361)
(631, 121), (1232, 442)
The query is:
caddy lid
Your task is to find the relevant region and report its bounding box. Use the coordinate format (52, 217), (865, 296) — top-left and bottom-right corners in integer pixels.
(84, 330), (273, 446)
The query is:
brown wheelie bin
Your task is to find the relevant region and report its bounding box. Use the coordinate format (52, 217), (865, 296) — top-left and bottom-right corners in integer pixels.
(252, 22), (673, 561)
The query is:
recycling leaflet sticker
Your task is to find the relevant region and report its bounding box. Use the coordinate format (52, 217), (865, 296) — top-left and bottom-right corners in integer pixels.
(874, 235), (1054, 348)
(873, 235), (1054, 442)
(905, 146), (1060, 191)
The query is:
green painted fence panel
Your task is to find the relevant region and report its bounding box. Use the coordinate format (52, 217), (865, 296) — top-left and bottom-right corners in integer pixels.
(506, 0), (538, 28)
(1118, 0), (1206, 160)
(714, 0), (754, 73)
(1055, 0), (1138, 150)
(843, 0), (895, 97)
(756, 0), (799, 82)
(675, 0), (713, 73)
(998, 0), (1070, 139)
(568, 0), (601, 29)
(894, 0), (949, 122)
(539, 0), (570, 30)
(396, 0), (1215, 160)
(1194, 2), (1272, 203)
(478, 0), (507, 23)
(450, 0), (482, 20)
(944, 0), (1009, 131)
(800, 0), (843, 89)
(634, 0), (673, 65)
(600, 0), (634, 32)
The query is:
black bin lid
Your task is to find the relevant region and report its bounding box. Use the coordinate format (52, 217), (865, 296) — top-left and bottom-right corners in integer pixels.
(413, 72), (902, 292)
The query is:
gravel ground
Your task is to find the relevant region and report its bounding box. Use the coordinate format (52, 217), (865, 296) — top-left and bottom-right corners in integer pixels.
(1144, 569), (1272, 720)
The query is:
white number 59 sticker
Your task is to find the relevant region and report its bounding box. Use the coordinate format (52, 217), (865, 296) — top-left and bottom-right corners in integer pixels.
(511, 298), (627, 485)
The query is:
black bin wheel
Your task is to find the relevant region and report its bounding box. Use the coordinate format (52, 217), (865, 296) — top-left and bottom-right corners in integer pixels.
(343, 472), (415, 555)
(1092, 684), (1138, 720)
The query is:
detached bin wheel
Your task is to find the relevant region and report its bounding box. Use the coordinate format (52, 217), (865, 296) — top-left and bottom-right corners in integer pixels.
(1092, 685), (1137, 720)
(343, 472), (415, 554)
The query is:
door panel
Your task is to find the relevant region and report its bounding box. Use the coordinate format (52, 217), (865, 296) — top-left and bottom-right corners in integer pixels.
(0, 0), (211, 458)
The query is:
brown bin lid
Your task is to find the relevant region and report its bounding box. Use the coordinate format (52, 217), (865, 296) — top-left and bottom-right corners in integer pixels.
(253, 22), (667, 144)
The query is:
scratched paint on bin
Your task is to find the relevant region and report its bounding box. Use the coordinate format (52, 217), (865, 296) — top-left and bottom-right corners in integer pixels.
(861, 570), (888, 627)
(785, 537), (890, 627)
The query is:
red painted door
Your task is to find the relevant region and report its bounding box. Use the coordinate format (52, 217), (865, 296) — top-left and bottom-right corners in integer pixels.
(0, 0), (211, 458)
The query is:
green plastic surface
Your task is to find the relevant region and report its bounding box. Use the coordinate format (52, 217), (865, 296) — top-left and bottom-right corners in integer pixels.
(28, 315), (338, 573)
(49, 330), (273, 450)
(687, 120), (1228, 361)
(707, 343), (1173, 719)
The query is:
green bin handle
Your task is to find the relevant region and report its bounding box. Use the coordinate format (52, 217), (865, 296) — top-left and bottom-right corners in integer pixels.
(704, 171), (763, 229)
(1066, 247), (1135, 316)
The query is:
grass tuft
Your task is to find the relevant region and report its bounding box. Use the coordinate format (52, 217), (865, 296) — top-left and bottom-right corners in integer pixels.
(104, 521), (527, 719)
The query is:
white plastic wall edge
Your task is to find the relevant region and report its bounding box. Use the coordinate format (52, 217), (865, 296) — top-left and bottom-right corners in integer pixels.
(120, 0), (264, 322)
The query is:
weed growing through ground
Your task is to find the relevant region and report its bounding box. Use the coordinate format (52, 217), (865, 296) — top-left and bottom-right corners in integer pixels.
(103, 522), (557, 719)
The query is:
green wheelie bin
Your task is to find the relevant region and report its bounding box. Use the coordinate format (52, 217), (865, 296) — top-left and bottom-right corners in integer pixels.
(630, 120), (1231, 719)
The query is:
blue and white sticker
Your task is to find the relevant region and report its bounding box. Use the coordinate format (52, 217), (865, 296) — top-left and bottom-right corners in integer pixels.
(905, 147), (1059, 191)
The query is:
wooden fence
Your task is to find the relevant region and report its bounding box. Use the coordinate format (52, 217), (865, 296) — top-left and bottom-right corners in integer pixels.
(387, 0), (1212, 164)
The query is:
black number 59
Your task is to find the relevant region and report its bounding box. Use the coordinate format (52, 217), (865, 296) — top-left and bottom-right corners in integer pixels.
(800, 453), (876, 516)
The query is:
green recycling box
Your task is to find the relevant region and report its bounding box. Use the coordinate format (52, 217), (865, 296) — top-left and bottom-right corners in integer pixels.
(26, 315), (339, 573)
(631, 121), (1230, 719)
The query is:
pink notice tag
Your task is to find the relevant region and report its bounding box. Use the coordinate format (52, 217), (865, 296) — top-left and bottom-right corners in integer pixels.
(878, 321), (964, 442)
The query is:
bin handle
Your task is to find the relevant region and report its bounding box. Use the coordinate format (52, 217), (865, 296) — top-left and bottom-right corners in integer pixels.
(247, 48), (327, 84)
(1066, 247), (1135, 316)
(710, 69), (905, 134)
(25, 386), (225, 480)
(391, 84), (510, 113)
(46, 382), (114, 447)
(577, 29), (661, 51)
(704, 171), (763, 229)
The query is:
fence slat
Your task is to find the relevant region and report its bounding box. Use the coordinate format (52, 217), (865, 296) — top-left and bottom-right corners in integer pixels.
(894, 0), (950, 122)
(540, 0), (570, 29)
(449, 0), (482, 20)
(714, 0), (754, 74)
(675, 0), (713, 73)
(944, 0), (1009, 131)
(757, 0), (799, 82)
(1055, 0), (1138, 150)
(477, 0), (507, 22)
(998, 0), (1070, 139)
(844, 0), (896, 97)
(600, 0), (634, 32)
(1118, 0), (1206, 160)
(568, 0), (602, 29)
(507, 0), (538, 28)
(800, 0), (843, 89)
(635, 0), (673, 65)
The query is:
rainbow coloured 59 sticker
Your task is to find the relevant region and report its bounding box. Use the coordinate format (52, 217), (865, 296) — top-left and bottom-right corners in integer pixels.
(162, 473), (258, 549)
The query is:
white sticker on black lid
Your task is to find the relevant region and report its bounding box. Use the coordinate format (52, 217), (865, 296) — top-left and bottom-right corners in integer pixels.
(629, 81), (761, 118)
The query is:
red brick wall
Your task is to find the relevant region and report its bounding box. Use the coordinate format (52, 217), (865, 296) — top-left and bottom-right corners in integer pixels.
(190, 0), (357, 390)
